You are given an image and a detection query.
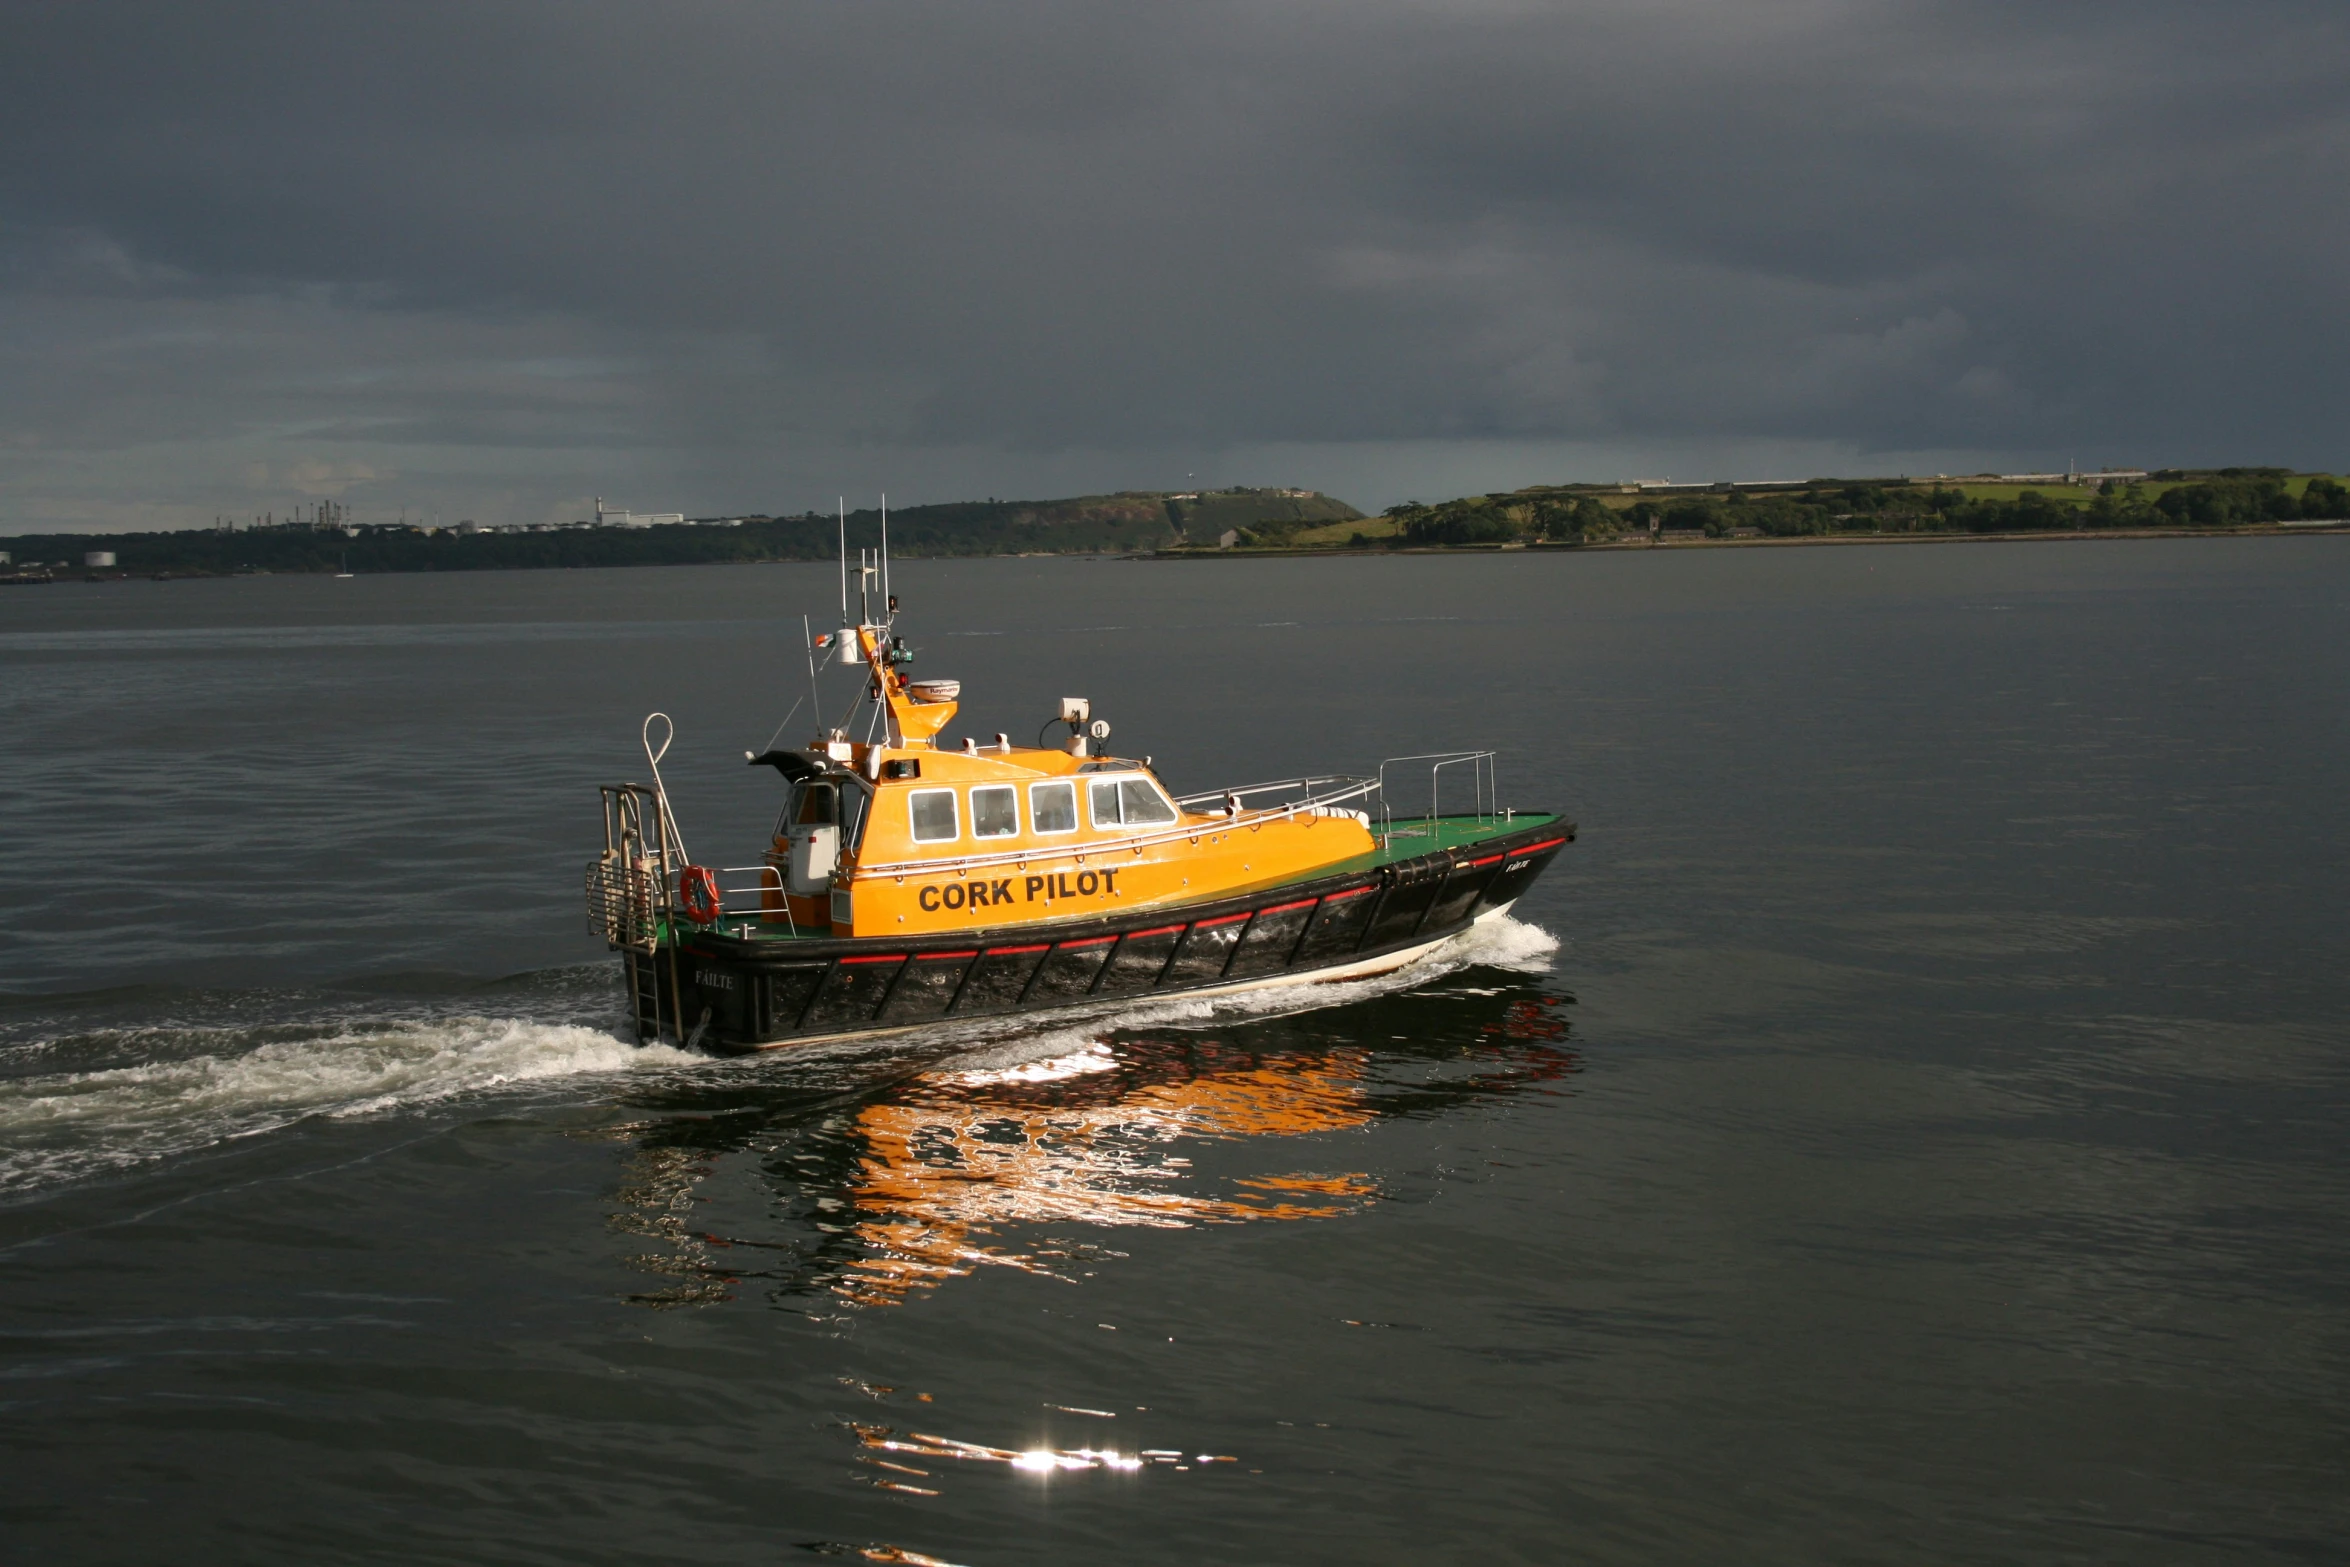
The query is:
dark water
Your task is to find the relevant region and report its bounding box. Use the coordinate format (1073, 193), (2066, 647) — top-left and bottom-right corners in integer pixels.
(3, 544), (2346, 1564)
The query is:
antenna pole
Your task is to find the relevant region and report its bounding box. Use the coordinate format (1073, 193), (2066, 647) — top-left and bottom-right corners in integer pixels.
(837, 497), (847, 624)
(803, 614), (824, 734)
(880, 492), (889, 615)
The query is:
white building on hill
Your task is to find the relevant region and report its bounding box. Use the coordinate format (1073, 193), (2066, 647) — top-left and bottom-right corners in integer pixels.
(593, 497), (685, 528)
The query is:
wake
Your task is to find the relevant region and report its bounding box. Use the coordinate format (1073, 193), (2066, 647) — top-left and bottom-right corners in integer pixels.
(0, 914), (1556, 1196)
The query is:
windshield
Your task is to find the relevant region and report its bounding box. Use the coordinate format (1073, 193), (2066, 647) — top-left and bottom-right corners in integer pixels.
(839, 776), (873, 853)
(776, 780), (837, 838)
(1089, 775), (1177, 828)
(775, 776), (868, 848)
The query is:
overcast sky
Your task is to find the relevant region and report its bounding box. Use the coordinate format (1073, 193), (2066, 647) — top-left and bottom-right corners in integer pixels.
(3, 0), (2344, 531)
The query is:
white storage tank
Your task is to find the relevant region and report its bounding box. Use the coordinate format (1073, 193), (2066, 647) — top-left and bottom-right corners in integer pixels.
(84, 550), (116, 568)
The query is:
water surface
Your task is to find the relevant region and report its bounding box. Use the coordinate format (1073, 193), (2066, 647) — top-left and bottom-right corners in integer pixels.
(3, 542), (2346, 1563)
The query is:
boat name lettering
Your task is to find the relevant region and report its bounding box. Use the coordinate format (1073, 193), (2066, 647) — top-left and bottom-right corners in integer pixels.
(693, 969), (737, 991)
(918, 877), (1017, 912)
(1022, 868), (1118, 903)
(917, 868), (1121, 913)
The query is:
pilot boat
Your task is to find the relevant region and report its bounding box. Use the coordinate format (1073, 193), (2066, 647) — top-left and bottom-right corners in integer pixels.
(586, 571), (1571, 1051)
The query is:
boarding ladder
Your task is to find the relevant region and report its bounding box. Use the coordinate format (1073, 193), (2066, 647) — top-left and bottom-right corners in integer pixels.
(587, 783), (687, 1044)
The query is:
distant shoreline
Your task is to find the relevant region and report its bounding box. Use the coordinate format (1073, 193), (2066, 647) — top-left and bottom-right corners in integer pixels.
(7, 519), (2344, 585)
(1144, 521), (2350, 559)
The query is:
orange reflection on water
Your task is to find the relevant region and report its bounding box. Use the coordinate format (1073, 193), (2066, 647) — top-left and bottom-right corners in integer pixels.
(608, 993), (1579, 1310)
(830, 1041), (1379, 1307)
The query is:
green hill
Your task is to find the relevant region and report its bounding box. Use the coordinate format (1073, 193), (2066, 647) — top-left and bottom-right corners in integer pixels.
(0, 488), (1361, 576)
(1162, 490), (1363, 545)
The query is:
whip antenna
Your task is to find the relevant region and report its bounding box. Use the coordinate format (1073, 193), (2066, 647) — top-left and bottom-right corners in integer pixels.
(802, 613), (823, 733)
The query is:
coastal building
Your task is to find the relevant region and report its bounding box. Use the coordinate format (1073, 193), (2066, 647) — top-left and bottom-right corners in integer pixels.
(84, 550), (115, 568)
(1998, 469), (2148, 487)
(590, 499), (684, 529)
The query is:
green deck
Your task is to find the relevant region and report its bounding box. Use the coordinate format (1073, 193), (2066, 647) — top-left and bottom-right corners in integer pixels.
(1365, 811), (1558, 865)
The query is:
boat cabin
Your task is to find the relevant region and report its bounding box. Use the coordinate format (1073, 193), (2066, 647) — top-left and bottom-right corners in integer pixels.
(749, 624), (1374, 938)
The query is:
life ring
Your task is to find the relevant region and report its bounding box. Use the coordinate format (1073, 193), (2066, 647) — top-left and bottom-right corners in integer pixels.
(677, 864), (722, 924)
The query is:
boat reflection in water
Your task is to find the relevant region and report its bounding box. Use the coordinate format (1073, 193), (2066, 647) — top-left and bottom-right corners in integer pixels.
(834, 1038), (1387, 1308)
(607, 976), (1575, 1310)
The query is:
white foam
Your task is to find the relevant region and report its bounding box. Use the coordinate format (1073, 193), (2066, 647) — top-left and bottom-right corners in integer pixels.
(934, 1041), (1123, 1086)
(0, 1014), (698, 1195)
(0, 916), (1558, 1194)
(919, 914), (1559, 1080)
(1453, 911), (1561, 973)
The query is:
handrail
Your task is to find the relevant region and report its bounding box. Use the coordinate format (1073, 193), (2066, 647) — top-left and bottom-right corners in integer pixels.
(1172, 773), (1372, 807)
(717, 865), (785, 901)
(590, 781), (683, 968)
(1375, 751), (1497, 838)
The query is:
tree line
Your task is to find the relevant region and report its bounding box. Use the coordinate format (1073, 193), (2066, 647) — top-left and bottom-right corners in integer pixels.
(4, 487), (1383, 576)
(1, 495), (1191, 576)
(1382, 474), (2349, 546)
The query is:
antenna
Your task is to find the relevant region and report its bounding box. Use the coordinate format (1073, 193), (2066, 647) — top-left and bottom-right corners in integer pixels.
(802, 614), (825, 734)
(879, 492), (889, 616)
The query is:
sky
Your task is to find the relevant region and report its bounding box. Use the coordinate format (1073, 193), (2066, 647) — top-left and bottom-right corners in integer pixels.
(2, 0), (2344, 533)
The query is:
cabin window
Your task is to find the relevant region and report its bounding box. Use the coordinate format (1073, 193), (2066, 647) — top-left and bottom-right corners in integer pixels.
(908, 787), (958, 844)
(1089, 775), (1179, 829)
(777, 779), (837, 838)
(970, 785), (1019, 838)
(840, 777), (873, 852)
(1029, 780), (1078, 834)
(1120, 778), (1178, 825)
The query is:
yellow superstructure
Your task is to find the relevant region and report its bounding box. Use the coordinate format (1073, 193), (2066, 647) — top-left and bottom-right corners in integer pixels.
(763, 624), (1377, 940)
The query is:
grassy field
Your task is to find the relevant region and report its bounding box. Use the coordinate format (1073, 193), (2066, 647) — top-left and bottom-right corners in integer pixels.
(1944, 475), (2338, 506)
(1168, 471), (2349, 555)
(1577, 475), (2344, 512)
(1283, 514), (1403, 546)
(1945, 483), (2093, 505)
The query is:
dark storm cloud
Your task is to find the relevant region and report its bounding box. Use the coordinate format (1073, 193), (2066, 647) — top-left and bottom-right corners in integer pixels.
(1, 0), (2343, 527)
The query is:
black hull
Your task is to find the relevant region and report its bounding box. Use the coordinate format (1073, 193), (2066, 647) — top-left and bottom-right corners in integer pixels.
(630, 816), (1573, 1051)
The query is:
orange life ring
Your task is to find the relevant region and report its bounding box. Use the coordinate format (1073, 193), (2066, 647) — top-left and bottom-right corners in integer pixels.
(678, 864), (722, 924)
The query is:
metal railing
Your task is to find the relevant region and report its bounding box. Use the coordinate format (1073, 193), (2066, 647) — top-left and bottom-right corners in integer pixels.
(588, 782), (683, 951)
(1172, 773), (1375, 817)
(1374, 751), (1500, 841)
(588, 780), (696, 1046)
(713, 863), (791, 936)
